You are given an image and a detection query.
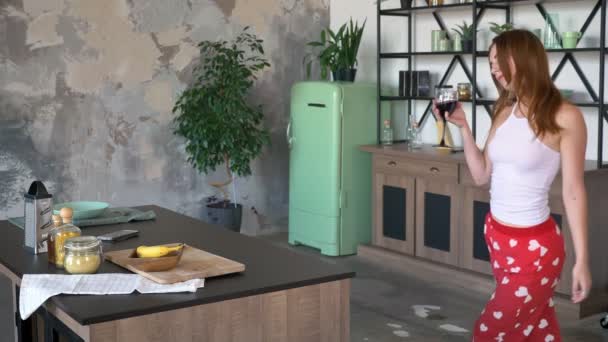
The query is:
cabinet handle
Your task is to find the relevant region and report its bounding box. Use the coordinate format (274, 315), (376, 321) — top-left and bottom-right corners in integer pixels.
(430, 167), (440, 173)
(388, 161), (397, 166)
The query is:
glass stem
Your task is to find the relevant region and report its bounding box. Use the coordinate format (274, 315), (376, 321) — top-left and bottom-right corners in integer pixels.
(440, 120), (447, 146)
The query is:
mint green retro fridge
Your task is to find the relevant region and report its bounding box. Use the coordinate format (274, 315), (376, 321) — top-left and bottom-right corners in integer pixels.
(288, 81), (378, 256)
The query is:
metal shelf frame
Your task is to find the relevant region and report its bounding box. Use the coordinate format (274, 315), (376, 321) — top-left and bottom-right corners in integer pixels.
(376, 0), (607, 168)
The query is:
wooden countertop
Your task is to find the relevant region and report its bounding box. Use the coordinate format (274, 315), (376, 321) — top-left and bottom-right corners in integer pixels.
(360, 143), (466, 164)
(360, 142), (605, 173)
(0, 205), (354, 325)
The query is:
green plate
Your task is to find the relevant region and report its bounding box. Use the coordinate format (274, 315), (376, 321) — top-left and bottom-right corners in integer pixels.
(53, 201), (110, 220)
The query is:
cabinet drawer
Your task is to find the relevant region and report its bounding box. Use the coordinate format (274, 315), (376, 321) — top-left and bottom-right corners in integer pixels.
(375, 155), (458, 182)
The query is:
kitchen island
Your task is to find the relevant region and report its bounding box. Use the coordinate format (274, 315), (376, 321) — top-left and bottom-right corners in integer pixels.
(0, 205), (353, 342)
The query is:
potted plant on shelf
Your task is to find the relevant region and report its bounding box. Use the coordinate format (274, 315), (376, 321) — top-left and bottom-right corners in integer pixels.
(172, 26), (271, 232)
(452, 21), (477, 53)
(303, 18), (366, 82)
(489, 22), (514, 35)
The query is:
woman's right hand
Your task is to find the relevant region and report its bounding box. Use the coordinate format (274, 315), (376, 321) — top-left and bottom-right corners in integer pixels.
(432, 100), (469, 129)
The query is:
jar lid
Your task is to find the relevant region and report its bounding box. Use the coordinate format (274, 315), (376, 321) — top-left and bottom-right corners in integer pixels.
(64, 236), (100, 250)
(457, 82), (471, 86)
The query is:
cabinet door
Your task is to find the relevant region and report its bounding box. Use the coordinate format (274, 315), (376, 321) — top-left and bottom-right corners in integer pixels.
(549, 195), (574, 296)
(461, 186), (493, 275)
(373, 172), (415, 255)
(415, 178), (461, 266)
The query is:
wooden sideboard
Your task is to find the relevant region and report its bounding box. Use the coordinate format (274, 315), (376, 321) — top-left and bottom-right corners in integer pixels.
(360, 143), (608, 319)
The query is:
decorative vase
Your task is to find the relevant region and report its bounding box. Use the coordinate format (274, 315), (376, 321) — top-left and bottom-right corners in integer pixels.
(439, 38), (451, 52)
(432, 30), (447, 51)
(453, 36), (462, 51)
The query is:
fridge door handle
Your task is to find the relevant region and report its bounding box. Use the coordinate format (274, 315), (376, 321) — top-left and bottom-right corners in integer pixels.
(286, 121), (293, 149)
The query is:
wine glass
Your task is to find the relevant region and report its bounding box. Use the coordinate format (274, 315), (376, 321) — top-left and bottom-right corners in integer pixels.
(434, 85), (458, 149)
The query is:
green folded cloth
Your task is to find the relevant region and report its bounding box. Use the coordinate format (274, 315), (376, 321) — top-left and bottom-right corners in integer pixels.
(8, 207), (156, 229)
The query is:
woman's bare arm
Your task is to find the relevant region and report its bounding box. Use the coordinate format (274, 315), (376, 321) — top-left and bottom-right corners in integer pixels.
(557, 104), (591, 303)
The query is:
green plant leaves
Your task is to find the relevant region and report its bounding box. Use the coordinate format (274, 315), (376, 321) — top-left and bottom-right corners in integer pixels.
(171, 27), (271, 181)
(452, 20), (478, 40)
(302, 17), (366, 80)
(489, 22), (514, 35)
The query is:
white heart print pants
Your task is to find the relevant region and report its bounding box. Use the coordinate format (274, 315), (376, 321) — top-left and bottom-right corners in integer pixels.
(473, 213), (565, 342)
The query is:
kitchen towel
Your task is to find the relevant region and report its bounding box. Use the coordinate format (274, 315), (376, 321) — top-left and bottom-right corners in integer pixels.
(9, 207), (156, 229)
(19, 273), (204, 320)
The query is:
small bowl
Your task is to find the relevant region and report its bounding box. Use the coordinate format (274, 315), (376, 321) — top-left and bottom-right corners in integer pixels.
(53, 201), (110, 220)
(127, 243), (185, 272)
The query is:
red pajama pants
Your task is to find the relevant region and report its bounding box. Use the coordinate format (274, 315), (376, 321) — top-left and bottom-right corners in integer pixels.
(473, 213), (565, 342)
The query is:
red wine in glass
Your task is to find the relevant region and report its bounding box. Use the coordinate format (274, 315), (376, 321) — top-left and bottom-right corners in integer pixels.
(434, 86), (458, 148)
(436, 101), (457, 116)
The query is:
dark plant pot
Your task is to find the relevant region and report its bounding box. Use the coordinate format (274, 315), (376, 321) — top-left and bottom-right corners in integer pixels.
(201, 200), (243, 232)
(462, 40), (473, 53)
(400, 0), (413, 8)
(332, 68), (357, 82)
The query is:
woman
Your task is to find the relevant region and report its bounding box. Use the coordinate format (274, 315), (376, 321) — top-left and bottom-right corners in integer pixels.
(432, 30), (591, 341)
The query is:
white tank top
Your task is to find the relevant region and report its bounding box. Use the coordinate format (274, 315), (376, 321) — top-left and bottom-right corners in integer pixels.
(487, 104), (561, 226)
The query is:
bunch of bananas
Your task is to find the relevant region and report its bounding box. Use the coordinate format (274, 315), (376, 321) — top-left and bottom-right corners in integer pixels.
(136, 244), (184, 258)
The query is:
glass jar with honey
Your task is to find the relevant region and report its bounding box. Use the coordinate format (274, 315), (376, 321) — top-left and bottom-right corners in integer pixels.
(47, 207), (81, 268)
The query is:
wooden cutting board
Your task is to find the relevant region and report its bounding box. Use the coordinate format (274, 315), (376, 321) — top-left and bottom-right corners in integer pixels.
(105, 245), (245, 284)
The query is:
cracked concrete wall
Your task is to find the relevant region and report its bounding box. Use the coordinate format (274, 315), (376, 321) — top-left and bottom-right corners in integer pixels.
(0, 0), (329, 235)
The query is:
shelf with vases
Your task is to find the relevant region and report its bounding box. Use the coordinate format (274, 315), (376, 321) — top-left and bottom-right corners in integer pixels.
(376, 0), (607, 167)
(380, 51), (473, 58)
(381, 48), (601, 59)
(475, 98), (600, 107)
(380, 2), (473, 15)
(477, 47), (602, 56)
(380, 0), (588, 16)
(480, 0), (590, 8)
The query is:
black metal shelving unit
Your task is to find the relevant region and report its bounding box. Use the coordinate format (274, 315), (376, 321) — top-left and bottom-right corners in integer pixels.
(376, 0), (607, 168)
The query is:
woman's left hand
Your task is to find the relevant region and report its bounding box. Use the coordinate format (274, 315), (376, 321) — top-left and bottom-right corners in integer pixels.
(571, 261), (592, 303)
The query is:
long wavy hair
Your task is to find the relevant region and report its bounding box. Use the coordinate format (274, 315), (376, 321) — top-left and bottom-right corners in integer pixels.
(490, 29), (563, 137)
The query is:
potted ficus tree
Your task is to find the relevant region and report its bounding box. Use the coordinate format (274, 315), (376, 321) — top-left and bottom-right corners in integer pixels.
(453, 21), (477, 53)
(303, 18), (366, 82)
(172, 27), (271, 232)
